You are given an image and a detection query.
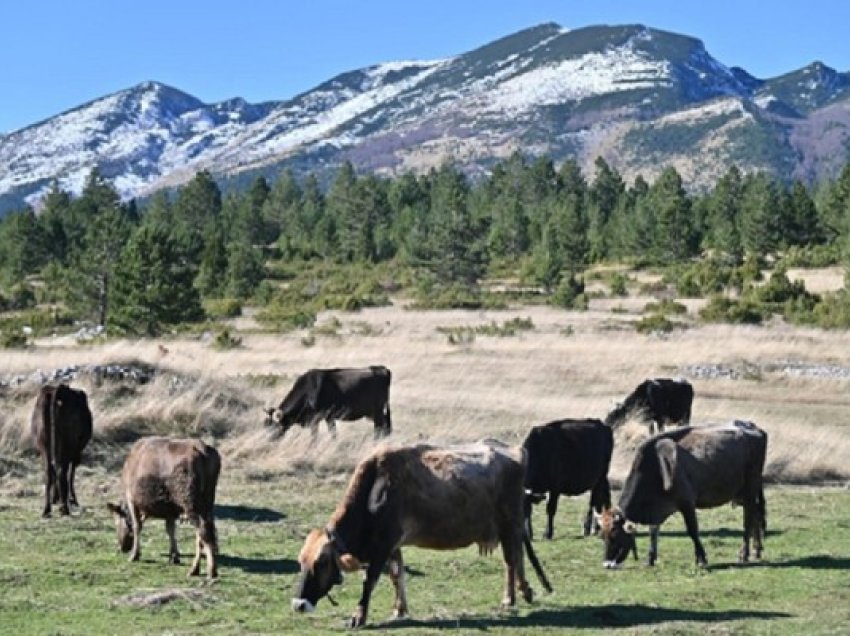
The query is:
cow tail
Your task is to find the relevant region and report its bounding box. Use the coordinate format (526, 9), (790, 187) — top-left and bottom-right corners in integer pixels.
(48, 386), (61, 467)
(523, 530), (552, 593)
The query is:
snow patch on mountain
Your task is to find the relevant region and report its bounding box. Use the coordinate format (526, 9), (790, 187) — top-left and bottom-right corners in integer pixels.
(487, 50), (669, 114)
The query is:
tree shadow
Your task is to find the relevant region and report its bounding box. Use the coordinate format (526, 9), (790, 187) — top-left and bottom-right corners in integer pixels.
(374, 604), (791, 631)
(709, 555), (850, 572)
(217, 553), (299, 575)
(215, 504), (285, 523)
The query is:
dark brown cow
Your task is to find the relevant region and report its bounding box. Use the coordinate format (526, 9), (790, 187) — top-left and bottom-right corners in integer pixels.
(31, 384), (93, 517)
(605, 378), (694, 433)
(107, 437), (221, 579)
(292, 441), (551, 628)
(523, 418), (613, 540)
(265, 366), (392, 438)
(599, 420), (767, 568)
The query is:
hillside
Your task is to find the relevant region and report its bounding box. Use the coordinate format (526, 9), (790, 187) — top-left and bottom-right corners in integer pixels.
(3, 23), (850, 213)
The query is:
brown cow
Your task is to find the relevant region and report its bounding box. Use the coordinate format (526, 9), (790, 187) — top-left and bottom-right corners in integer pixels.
(292, 441), (551, 628)
(107, 437), (221, 579)
(31, 384), (93, 517)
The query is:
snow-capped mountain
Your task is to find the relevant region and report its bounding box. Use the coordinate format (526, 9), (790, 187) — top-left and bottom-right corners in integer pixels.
(3, 23), (850, 213)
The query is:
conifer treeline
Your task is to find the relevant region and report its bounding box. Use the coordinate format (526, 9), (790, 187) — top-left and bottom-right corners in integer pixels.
(1, 153), (849, 334)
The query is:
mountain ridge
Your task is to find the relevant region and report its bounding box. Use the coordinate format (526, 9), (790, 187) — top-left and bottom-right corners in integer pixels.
(2, 22), (850, 213)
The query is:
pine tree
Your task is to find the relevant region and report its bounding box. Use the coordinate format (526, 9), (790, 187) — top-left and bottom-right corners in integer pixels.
(426, 164), (486, 285)
(587, 157), (624, 261)
(225, 236), (265, 299)
(110, 224), (204, 335)
(262, 168), (301, 245)
(740, 173), (780, 256)
(707, 166), (743, 261)
(196, 217), (229, 297)
(650, 167), (694, 262)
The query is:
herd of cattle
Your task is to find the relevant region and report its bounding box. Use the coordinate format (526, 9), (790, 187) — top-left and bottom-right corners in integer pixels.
(32, 367), (768, 628)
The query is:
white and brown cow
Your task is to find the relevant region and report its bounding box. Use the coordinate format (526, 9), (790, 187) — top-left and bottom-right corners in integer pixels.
(107, 436), (221, 579)
(599, 420), (767, 568)
(292, 441), (551, 628)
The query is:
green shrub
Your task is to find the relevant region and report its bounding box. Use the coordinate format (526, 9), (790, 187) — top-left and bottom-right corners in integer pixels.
(213, 328), (242, 350)
(699, 295), (764, 324)
(411, 284), (507, 310)
(609, 272), (629, 297)
(203, 298), (243, 319)
(788, 291), (850, 329)
(644, 299), (688, 315)
(635, 314), (678, 334)
(7, 284), (36, 310)
(0, 330), (28, 348)
(780, 244), (840, 268)
(551, 276), (588, 309)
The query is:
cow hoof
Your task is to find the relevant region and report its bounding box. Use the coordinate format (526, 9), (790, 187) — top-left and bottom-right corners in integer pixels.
(41, 510), (51, 519)
(170, 555), (181, 565)
(349, 609), (366, 629)
(129, 553), (140, 563)
(188, 568), (200, 577)
(59, 507), (70, 516)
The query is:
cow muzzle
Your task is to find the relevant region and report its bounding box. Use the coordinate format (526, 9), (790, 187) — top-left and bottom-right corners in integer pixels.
(603, 560), (622, 570)
(291, 598), (315, 613)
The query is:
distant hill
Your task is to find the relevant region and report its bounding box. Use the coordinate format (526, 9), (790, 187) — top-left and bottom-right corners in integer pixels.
(3, 22), (850, 214)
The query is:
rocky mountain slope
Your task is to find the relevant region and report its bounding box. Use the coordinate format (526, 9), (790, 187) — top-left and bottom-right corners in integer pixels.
(3, 23), (850, 213)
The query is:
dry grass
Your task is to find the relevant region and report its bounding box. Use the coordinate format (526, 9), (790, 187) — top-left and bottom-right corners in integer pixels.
(4, 302), (850, 487)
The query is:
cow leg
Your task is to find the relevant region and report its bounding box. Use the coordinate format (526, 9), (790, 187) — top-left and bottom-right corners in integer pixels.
(499, 525), (532, 606)
(42, 458), (54, 517)
(544, 491), (559, 540)
(647, 525), (660, 566)
(351, 552), (390, 628)
(388, 548), (408, 619)
(128, 502), (142, 562)
(523, 495), (534, 541)
(189, 531), (202, 577)
(681, 507), (707, 566)
(68, 462), (79, 507)
(586, 477), (611, 536)
(201, 517), (218, 579)
(57, 461), (71, 516)
(166, 518), (181, 565)
(754, 487), (766, 560)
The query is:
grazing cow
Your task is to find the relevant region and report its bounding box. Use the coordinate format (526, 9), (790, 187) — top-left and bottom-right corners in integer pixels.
(107, 437), (221, 579)
(605, 378), (694, 433)
(523, 418), (613, 540)
(292, 441), (552, 628)
(31, 384), (93, 517)
(264, 366), (392, 438)
(598, 420), (767, 568)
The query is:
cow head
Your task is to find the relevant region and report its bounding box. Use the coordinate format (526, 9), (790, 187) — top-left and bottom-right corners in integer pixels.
(106, 502), (134, 553)
(292, 528), (359, 613)
(597, 508), (637, 568)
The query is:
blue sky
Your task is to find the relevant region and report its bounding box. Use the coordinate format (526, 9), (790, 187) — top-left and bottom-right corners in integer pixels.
(3, 0), (849, 134)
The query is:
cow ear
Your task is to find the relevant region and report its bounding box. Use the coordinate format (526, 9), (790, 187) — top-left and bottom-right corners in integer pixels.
(337, 553), (361, 572)
(106, 503), (124, 517)
(656, 439), (678, 492)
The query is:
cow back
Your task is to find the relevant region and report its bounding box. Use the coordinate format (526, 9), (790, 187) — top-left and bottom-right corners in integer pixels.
(523, 419), (612, 496)
(122, 437), (220, 518)
(31, 384), (93, 462)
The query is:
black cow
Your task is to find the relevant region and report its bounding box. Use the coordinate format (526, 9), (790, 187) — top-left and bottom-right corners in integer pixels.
(31, 384), (93, 517)
(599, 420), (768, 568)
(605, 378), (693, 433)
(264, 366), (391, 438)
(523, 419), (613, 540)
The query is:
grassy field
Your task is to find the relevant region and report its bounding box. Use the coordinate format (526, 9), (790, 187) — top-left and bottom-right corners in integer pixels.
(2, 295), (850, 634)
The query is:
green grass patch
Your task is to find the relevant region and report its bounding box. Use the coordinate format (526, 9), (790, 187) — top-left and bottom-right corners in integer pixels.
(0, 474), (847, 634)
